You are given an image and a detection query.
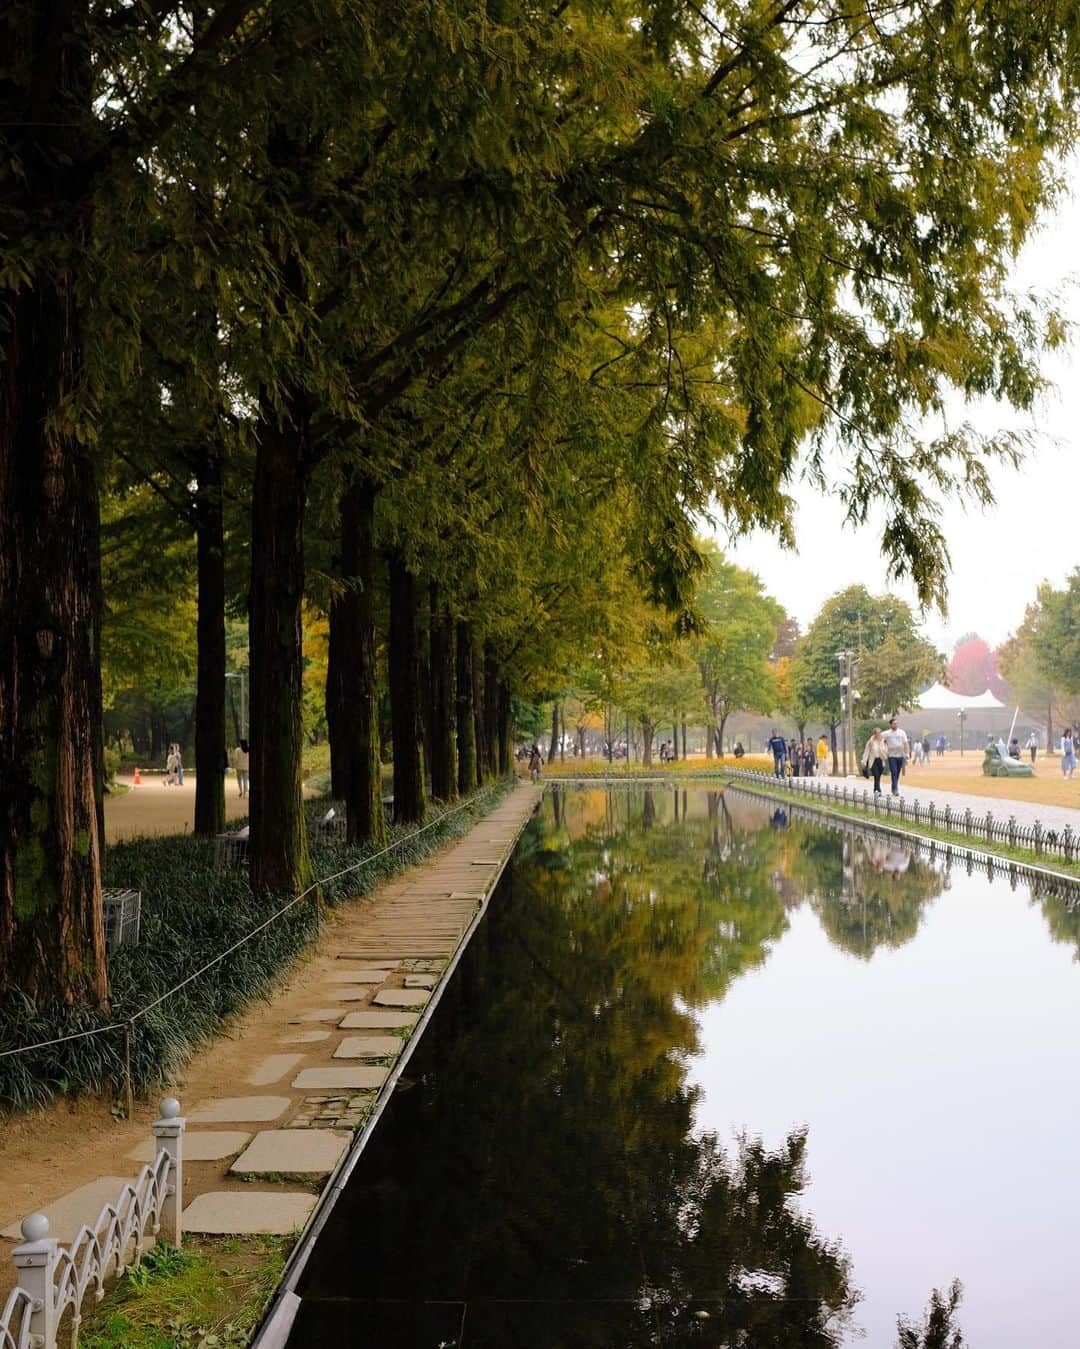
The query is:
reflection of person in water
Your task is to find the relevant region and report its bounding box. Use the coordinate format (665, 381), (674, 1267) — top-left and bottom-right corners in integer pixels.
(770, 807), (788, 829)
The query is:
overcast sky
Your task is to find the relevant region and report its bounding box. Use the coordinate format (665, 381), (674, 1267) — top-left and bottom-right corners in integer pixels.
(713, 159), (1080, 656)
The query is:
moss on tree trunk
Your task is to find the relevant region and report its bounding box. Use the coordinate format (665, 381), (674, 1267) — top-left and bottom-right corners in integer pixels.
(194, 451), (226, 837)
(429, 586), (457, 801)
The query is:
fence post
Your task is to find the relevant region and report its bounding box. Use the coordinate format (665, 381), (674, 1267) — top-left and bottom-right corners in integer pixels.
(1008, 816), (1017, 848)
(963, 807), (972, 837)
(928, 802), (935, 830)
(984, 812), (993, 842)
(12, 1214), (57, 1349)
(943, 804), (952, 833)
(151, 1098), (186, 1247)
(1065, 825), (1074, 862)
(1034, 820), (1043, 855)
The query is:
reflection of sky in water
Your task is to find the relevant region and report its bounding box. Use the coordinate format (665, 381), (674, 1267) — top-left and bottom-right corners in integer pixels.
(689, 843), (1080, 1347)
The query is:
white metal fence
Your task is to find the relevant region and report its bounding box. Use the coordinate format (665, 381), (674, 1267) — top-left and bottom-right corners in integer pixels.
(0, 1099), (184, 1349)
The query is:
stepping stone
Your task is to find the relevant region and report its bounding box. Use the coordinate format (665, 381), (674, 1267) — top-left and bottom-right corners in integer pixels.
(229, 1129), (349, 1177)
(374, 988), (431, 1008)
(404, 975), (434, 989)
(291, 1008), (346, 1022)
(325, 970), (392, 983)
(1, 1177), (130, 1242)
(328, 988), (370, 1001)
(339, 1010), (418, 1029)
(292, 1066), (388, 1091)
(279, 1030), (331, 1045)
(187, 1096), (290, 1124)
(334, 1036), (402, 1059)
(183, 1190), (317, 1236)
(247, 1054), (305, 1086)
(128, 1131), (251, 1164)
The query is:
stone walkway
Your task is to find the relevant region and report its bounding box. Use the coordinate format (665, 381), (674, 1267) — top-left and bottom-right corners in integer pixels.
(759, 770), (1080, 834)
(1, 783), (542, 1253)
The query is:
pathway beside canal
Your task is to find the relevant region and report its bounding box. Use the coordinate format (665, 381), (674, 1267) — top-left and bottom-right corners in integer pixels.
(0, 782), (542, 1297)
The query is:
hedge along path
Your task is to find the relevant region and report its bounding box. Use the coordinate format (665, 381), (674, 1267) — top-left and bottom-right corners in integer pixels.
(0, 781), (543, 1284)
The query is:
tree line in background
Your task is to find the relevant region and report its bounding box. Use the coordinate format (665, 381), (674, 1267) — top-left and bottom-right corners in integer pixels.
(4, 0), (1080, 1005)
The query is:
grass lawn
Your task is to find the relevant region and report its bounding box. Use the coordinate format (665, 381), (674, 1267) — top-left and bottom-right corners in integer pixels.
(892, 749), (1079, 811)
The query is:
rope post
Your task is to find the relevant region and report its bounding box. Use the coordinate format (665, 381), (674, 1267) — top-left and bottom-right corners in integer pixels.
(124, 1020), (134, 1121)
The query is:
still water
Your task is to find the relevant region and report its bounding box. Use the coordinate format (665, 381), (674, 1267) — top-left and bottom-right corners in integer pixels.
(290, 786), (1080, 1347)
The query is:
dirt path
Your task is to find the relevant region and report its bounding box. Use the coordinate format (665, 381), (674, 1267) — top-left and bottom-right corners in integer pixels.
(104, 773), (316, 843)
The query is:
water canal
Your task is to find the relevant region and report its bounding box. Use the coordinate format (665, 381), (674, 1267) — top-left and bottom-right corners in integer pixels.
(287, 785), (1080, 1346)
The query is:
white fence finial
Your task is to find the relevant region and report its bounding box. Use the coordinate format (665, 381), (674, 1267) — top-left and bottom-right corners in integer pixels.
(151, 1098), (186, 1247)
(12, 1214), (57, 1349)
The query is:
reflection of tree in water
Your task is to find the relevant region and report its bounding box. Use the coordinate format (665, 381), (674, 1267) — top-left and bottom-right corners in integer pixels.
(447, 802), (861, 1345)
(793, 825), (948, 960)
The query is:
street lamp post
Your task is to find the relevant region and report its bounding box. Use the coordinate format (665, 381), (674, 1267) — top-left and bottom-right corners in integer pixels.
(958, 707), (966, 757)
(226, 671), (247, 741)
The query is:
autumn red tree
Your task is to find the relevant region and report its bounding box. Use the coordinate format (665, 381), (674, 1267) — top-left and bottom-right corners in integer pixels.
(946, 634), (1011, 700)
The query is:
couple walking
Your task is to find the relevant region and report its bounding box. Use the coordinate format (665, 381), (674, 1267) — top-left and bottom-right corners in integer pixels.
(862, 718), (909, 795)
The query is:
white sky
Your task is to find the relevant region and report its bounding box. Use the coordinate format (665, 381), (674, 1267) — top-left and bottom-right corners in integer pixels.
(714, 159), (1080, 655)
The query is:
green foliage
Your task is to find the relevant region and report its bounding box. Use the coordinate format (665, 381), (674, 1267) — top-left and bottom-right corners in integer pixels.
(792, 586), (940, 722)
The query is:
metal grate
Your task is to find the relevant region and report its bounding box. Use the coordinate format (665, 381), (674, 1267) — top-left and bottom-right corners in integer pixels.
(102, 887), (141, 951)
(213, 826), (249, 869)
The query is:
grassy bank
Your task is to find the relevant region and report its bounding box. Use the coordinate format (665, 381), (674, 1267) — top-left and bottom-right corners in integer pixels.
(79, 1237), (289, 1349)
(0, 779), (515, 1112)
(726, 778), (1080, 883)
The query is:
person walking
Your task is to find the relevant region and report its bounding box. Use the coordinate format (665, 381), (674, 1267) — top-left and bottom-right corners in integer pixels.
(230, 739), (250, 797)
(1008, 735), (1021, 760)
(861, 729), (887, 794)
(164, 743), (181, 786)
(1026, 731), (1038, 764)
(1061, 729), (1076, 779)
(816, 734), (829, 776)
(802, 741), (815, 777)
(935, 733), (946, 757)
(528, 744), (543, 783)
(882, 717), (910, 795)
(921, 731), (931, 762)
(767, 728), (787, 779)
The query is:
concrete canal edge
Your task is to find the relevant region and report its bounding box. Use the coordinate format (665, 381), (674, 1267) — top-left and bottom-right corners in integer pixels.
(251, 782), (545, 1347)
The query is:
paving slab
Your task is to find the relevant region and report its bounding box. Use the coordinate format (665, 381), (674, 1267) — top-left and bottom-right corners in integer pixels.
(183, 1190), (317, 1235)
(247, 1054), (305, 1086)
(229, 1129), (350, 1177)
(373, 988), (431, 1008)
(404, 975), (435, 989)
(327, 988), (371, 1001)
(187, 1096), (291, 1124)
(338, 1010), (419, 1029)
(290, 1007), (348, 1022)
(278, 1030), (332, 1045)
(292, 1065), (389, 1091)
(1, 1177), (131, 1242)
(325, 969), (393, 983)
(128, 1131), (251, 1164)
(334, 1035), (403, 1059)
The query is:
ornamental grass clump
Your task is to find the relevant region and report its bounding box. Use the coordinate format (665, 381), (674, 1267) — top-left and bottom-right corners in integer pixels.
(0, 778), (513, 1112)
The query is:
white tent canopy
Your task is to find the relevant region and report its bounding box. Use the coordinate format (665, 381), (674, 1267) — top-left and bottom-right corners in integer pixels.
(914, 682), (1007, 711)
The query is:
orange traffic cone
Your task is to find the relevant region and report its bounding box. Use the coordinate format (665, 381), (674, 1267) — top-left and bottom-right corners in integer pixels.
(133, 766), (142, 785)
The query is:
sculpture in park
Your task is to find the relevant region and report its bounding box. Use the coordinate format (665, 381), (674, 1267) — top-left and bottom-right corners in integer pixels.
(982, 738), (1035, 778)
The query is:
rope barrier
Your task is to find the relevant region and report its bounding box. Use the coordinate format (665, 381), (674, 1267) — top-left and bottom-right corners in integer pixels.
(0, 784), (505, 1065)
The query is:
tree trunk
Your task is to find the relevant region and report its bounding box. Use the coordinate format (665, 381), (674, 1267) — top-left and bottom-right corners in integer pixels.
(1047, 703), (1053, 757)
(559, 702), (565, 762)
(473, 639), (488, 786)
(549, 702), (559, 763)
(388, 552), (426, 824)
(429, 585), (457, 800)
(339, 478), (385, 845)
(483, 650), (499, 778)
(681, 718), (687, 759)
(249, 391), (310, 894)
(497, 681), (513, 774)
(717, 713), (729, 758)
(456, 621), (478, 794)
(0, 13), (107, 1003)
(577, 725), (587, 757)
(830, 722), (839, 775)
(641, 720), (654, 767)
(193, 450), (226, 836)
(326, 591), (347, 799)
(418, 583), (434, 789)
(705, 725), (714, 759)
